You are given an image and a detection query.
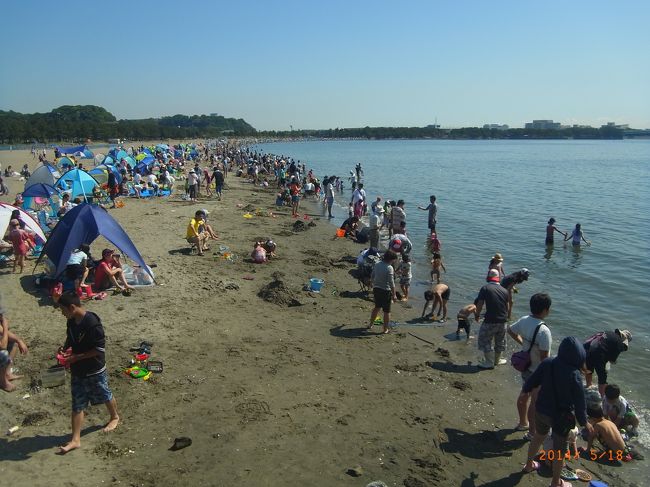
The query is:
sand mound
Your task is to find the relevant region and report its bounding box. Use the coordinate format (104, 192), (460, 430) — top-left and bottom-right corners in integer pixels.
(258, 278), (302, 307)
(292, 220), (308, 232)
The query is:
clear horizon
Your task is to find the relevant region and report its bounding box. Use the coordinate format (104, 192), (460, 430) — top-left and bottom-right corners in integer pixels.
(1, 0), (648, 130)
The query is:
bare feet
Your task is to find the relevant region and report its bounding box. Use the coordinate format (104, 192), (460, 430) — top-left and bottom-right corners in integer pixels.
(57, 440), (81, 454)
(8, 373), (23, 381)
(1, 382), (17, 392)
(103, 417), (119, 433)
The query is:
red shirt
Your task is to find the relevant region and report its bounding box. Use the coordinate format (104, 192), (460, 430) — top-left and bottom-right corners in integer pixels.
(93, 260), (114, 290)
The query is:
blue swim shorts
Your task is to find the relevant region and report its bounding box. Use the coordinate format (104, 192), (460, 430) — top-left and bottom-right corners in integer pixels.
(71, 370), (113, 412)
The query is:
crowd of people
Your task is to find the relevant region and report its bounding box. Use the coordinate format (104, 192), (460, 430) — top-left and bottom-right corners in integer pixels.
(0, 141), (642, 482)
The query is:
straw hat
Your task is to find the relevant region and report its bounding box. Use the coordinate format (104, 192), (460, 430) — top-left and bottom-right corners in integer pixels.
(493, 253), (503, 262)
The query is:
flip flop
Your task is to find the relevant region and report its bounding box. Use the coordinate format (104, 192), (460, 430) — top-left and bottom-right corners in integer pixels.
(169, 437), (192, 451)
(561, 468), (579, 481)
(514, 424), (529, 431)
(574, 469), (591, 481)
(522, 460), (540, 473)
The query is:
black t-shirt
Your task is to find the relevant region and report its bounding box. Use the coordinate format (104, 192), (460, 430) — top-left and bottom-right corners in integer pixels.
(476, 282), (509, 323)
(64, 312), (106, 377)
(212, 170), (224, 185)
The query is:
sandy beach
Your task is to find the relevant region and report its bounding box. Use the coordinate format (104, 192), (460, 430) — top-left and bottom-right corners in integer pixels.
(0, 147), (642, 487)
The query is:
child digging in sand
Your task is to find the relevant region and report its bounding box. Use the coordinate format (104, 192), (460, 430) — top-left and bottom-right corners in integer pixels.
(397, 254), (412, 301)
(456, 303), (476, 339)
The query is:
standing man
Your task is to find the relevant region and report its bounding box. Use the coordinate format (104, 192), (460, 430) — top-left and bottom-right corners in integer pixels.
(54, 291), (119, 453)
(391, 200), (406, 235)
(325, 177), (335, 218)
(418, 195), (437, 234)
(212, 165), (225, 200)
(368, 250), (398, 334)
(475, 269), (510, 369)
(507, 293), (553, 438)
(368, 205), (383, 249)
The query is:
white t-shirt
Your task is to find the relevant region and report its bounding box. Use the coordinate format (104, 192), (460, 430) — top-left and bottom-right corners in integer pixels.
(369, 213), (380, 230)
(147, 174), (158, 185)
(326, 183), (335, 199)
(509, 315), (552, 372)
(352, 188), (365, 205)
(67, 250), (87, 265)
(602, 395), (630, 421)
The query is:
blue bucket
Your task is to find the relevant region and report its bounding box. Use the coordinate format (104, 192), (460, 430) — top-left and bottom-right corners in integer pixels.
(309, 278), (324, 292)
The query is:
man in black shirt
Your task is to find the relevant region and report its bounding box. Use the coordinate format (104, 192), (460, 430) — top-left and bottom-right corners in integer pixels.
(55, 291), (119, 454)
(212, 166), (225, 200)
(475, 269), (510, 369)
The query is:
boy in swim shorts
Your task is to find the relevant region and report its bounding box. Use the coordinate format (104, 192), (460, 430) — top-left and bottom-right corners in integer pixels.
(456, 303), (476, 339)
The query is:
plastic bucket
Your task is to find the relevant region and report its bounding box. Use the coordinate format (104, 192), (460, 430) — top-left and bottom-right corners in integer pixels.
(336, 228), (346, 238)
(309, 278), (324, 292)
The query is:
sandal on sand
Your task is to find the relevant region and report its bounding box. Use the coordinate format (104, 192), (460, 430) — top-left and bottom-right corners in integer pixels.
(514, 424), (529, 431)
(560, 468), (578, 481)
(574, 469), (591, 482)
(522, 460), (539, 473)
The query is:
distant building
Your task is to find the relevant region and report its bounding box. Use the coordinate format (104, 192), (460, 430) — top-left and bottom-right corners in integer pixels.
(524, 119), (562, 130)
(483, 124), (509, 130)
(602, 122), (629, 130)
(426, 124), (441, 129)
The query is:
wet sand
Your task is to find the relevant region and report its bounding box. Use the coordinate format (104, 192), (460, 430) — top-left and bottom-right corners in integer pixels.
(0, 148), (641, 486)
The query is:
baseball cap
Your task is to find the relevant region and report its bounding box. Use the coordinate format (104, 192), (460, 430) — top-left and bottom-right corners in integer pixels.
(521, 268), (530, 278)
(102, 248), (115, 257)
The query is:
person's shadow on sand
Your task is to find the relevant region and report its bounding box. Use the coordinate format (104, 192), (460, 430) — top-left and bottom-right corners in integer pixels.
(0, 425), (102, 461)
(426, 361), (480, 375)
(460, 471), (524, 487)
(441, 428), (527, 460)
(329, 324), (382, 339)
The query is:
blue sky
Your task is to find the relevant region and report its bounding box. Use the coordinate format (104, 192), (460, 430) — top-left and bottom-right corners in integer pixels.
(1, 0), (648, 130)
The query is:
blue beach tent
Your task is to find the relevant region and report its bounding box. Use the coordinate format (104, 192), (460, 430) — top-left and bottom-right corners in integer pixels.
(22, 183), (59, 199)
(55, 168), (100, 201)
(36, 203), (153, 280)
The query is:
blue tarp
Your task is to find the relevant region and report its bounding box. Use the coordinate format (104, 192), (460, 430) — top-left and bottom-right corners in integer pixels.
(55, 168), (99, 200)
(57, 144), (86, 155)
(37, 203), (153, 280)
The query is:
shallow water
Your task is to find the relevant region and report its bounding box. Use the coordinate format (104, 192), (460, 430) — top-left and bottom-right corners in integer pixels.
(256, 139), (650, 445)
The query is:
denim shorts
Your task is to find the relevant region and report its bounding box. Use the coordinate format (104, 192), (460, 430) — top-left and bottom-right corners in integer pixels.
(71, 370), (113, 412)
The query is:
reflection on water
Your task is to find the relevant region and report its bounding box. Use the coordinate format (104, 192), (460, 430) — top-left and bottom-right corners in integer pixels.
(569, 244), (583, 269)
(544, 244), (554, 260)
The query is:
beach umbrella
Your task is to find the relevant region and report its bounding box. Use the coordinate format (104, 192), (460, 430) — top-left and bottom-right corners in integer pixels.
(0, 202), (47, 243)
(36, 203), (153, 280)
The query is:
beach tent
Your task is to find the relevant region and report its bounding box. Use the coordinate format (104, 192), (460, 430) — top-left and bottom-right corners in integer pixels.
(57, 156), (76, 171)
(94, 153), (106, 166)
(56, 144), (87, 155)
(36, 203), (153, 280)
(135, 156), (156, 174)
(25, 163), (60, 189)
(89, 165), (122, 185)
(81, 149), (94, 159)
(135, 153), (146, 161)
(55, 168), (100, 201)
(115, 149), (128, 162)
(123, 156), (136, 168)
(0, 202), (47, 243)
(22, 183), (59, 199)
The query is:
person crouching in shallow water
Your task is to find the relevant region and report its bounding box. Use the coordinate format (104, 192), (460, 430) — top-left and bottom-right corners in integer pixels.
(53, 291), (119, 454)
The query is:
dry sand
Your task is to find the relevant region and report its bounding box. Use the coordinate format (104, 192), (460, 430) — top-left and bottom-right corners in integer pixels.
(0, 148), (641, 486)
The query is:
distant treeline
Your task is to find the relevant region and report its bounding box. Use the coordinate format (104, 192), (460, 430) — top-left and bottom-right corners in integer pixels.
(0, 105), (257, 143)
(258, 125), (624, 140)
(0, 105), (626, 143)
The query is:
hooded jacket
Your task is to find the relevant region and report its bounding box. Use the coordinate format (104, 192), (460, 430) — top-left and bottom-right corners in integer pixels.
(523, 336), (587, 427)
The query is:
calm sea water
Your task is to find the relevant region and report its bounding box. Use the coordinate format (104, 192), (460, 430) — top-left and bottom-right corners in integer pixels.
(257, 139), (650, 440)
